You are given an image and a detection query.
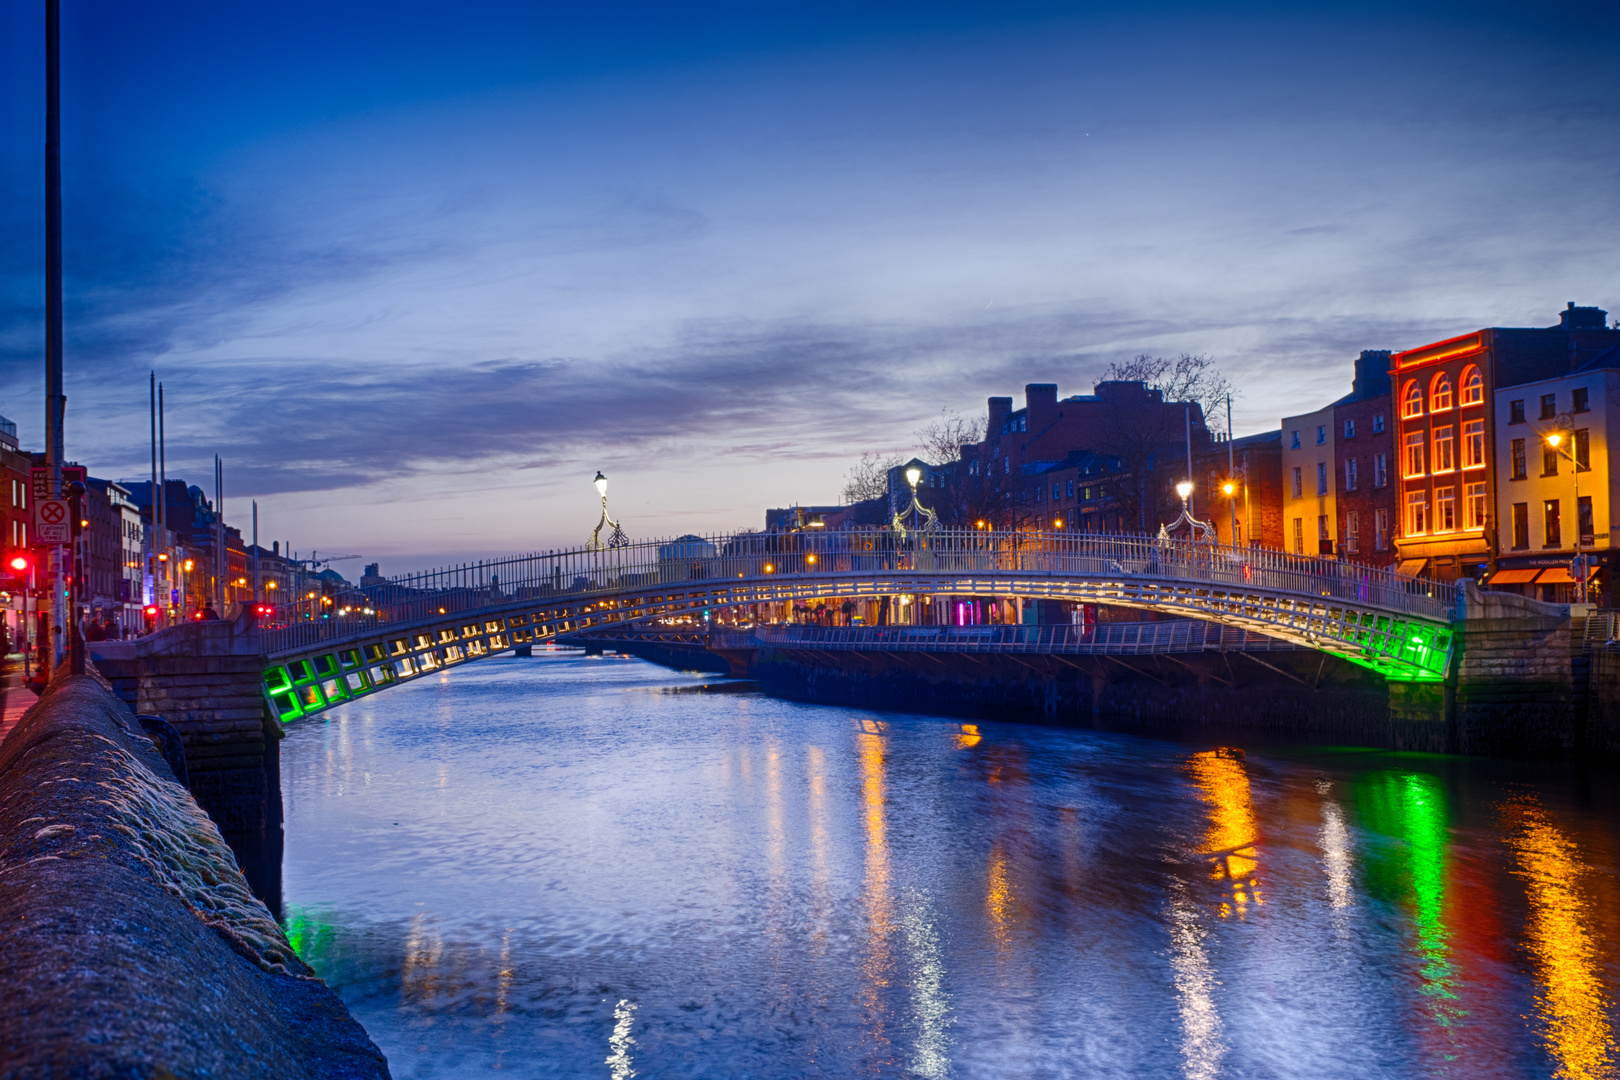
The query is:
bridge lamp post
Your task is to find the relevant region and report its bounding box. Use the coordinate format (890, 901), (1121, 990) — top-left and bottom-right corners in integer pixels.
(1176, 480), (1193, 511)
(589, 471), (628, 551)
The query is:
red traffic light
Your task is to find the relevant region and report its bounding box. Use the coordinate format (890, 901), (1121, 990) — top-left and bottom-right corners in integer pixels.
(8, 555), (28, 572)
(143, 605), (159, 617)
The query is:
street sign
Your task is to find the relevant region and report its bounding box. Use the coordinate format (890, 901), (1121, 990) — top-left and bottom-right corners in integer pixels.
(30, 466), (49, 503)
(35, 498), (70, 545)
(62, 464), (87, 486)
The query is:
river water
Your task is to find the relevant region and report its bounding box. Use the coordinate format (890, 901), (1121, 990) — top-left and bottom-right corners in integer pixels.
(279, 650), (1620, 1079)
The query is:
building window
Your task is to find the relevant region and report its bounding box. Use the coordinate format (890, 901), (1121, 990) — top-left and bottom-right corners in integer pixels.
(1579, 496), (1594, 546)
(1066, 479), (1074, 498)
(1512, 502), (1529, 549)
(1403, 382), (1423, 418)
(1343, 419), (1355, 439)
(1575, 429), (1590, 471)
(1573, 387), (1590, 413)
(1053, 482), (1061, 500)
(1543, 444), (1560, 477)
(1461, 366), (1483, 405)
(1463, 419), (1485, 468)
(1435, 486), (1456, 532)
(1317, 462), (1328, 496)
(1404, 432), (1426, 477)
(1316, 425), (1327, 445)
(1375, 508), (1389, 550)
(1540, 394), (1557, 420)
(1432, 426), (1454, 472)
(1407, 490), (1429, 535)
(1292, 517), (1304, 555)
(1292, 466), (1303, 498)
(1345, 458), (1358, 491)
(1431, 373), (1453, 412)
(1466, 481), (1486, 530)
(1346, 511), (1360, 553)
(1373, 413), (1385, 434)
(1511, 438), (1527, 480)
(1318, 514), (1330, 551)
(1374, 453), (1387, 488)
(1544, 499), (1561, 548)
(1290, 430), (1301, 450)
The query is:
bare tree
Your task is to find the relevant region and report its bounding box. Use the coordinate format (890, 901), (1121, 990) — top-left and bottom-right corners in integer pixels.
(1103, 353), (1235, 435)
(914, 410), (986, 466)
(841, 452), (904, 506)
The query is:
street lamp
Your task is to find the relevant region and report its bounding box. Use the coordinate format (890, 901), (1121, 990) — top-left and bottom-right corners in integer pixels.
(892, 463), (940, 538)
(1176, 480), (1193, 505)
(1541, 417), (1591, 599)
(1161, 479), (1216, 546)
(588, 471), (628, 550)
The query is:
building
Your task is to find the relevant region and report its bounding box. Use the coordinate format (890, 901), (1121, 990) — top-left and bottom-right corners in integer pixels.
(1390, 303), (1620, 583)
(1332, 351), (1397, 567)
(1281, 402), (1336, 555)
(961, 381), (1213, 532)
(1488, 356), (1620, 603)
(85, 478), (144, 634)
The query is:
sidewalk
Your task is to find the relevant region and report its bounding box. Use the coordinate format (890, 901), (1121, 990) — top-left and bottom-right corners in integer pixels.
(0, 653), (37, 743)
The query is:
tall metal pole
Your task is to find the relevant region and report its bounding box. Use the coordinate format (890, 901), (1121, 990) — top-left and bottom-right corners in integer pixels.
(1226, 394), (1236, 546)
(252, 500), (259, 605)
(148, 373), (156, 609)
(1184, 402), (1194, 518)
(158, 383), (167, 622)
(45, 0), (66, 665)
(215, 455), (223, 613)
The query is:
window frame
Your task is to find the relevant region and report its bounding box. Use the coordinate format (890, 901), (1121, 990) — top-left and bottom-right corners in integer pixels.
(1430, 372), (1454, 412)
(1402, 381), (1424, 419)
(1460, 365), (1484, 405)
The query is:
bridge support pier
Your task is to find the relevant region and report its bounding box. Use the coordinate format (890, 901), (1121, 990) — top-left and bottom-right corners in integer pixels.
(90, 610), (281, 906)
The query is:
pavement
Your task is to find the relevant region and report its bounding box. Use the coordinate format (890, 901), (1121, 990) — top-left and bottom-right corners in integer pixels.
(0, 652), (36, 743)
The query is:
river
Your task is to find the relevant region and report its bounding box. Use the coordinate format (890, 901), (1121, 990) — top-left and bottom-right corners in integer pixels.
(278, 650), (1620, 1079)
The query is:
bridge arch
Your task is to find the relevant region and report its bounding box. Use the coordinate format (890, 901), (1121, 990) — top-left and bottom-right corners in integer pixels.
(261, 530), (1456, 721)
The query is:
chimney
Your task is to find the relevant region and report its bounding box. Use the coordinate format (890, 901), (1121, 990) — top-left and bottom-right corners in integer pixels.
(1025, 383), (1059, 428)
(1353, 350), (1391, 399)
(1559, 301), (1609, 331)
(987, 396), (1013, 436)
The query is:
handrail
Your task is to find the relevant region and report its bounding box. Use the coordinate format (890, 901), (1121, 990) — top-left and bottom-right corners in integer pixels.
(259, 529), (1455, 655)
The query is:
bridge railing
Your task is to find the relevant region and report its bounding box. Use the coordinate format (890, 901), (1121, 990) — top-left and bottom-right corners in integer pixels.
(258, 529), (1454, 654)
(744, 620), (1303, 654)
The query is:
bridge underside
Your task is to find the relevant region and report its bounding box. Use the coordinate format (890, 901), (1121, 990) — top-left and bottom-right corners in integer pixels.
(262, 571), (1452, 721)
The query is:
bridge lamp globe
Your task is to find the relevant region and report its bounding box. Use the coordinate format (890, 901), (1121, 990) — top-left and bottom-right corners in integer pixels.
(905, 466), (922, 489)
(1176, 481), (1193, 503)
(593, 471), (609, 498)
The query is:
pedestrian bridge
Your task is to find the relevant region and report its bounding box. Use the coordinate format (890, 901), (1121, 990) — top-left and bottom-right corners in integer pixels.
(257, 529), (1456, 721)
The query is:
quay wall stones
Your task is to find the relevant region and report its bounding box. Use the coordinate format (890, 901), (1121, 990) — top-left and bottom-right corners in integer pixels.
(1452, 583), (1583, 758)
(91, 609), (278, 837)
(0, 665), (388, 1079)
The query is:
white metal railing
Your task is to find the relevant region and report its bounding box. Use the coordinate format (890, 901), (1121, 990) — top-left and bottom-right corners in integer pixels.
(726, 620), (1303, 655)
(259, 529), (1455, 655)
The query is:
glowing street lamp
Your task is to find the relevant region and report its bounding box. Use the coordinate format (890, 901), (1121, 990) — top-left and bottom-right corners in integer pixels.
(588, 471), (628, 550)
(1176, 480), (1193, 506)
(892, 463), (940, 538)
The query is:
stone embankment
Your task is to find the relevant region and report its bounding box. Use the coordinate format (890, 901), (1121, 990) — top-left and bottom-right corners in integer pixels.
(0, 664), (388, 1079)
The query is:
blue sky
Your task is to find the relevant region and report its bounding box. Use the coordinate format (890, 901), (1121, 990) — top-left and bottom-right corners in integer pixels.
(2, 1), (1617, 568)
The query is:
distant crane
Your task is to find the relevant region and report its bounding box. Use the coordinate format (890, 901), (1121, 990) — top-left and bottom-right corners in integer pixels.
(289, 551), (362, 573)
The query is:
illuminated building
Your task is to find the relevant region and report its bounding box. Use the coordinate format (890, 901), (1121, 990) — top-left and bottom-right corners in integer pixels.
(1389, 303), (1620, 584)
(1281, 401), (1337, 556)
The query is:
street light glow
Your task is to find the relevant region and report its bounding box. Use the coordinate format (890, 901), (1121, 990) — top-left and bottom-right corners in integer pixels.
(905, 466), (922, 488)
(593, 471), (609, 498)
(1547, 433), (1562, 447)
(1222, 481), (1235, 495)
(1176, 481), (1193, 500)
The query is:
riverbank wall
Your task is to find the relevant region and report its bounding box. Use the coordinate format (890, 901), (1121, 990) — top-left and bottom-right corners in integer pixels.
(0, 664), (388, 1079)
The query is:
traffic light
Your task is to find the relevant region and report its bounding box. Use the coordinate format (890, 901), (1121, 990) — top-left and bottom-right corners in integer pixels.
(1, 550), (32, 589)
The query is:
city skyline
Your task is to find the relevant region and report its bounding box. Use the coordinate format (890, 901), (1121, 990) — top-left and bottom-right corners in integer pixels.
(2, 0), (1617, 567)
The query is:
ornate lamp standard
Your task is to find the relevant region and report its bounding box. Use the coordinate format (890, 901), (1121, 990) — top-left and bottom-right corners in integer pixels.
(1160, 480), (1217, 545)
(588, 471), (629, 550)
(891, 464), (940, 538)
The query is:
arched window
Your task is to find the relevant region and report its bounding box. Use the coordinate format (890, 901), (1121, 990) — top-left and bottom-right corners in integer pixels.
(1460, 365), (1483, 405)
(1430, 373), (1453, 412)
(1403, 380), (1424, 418)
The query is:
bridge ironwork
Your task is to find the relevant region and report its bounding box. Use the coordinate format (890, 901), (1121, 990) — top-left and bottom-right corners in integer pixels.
(257, 529), (1456, 722)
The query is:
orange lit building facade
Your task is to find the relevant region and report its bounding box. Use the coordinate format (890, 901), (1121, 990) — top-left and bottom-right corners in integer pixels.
(1389, 334), (1495, 582)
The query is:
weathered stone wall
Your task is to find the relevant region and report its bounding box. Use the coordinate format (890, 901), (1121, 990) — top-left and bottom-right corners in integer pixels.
(1452, 583), (1582, 758)
(0, 666), (387, 1079)
(92, 608), (278, 836)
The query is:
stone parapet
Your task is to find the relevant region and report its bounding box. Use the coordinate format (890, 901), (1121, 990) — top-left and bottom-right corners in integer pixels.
(0, 668), (387, 1078)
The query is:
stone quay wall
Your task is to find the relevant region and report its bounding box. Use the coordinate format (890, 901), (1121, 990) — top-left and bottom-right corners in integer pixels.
(0, 665), (387, 1079)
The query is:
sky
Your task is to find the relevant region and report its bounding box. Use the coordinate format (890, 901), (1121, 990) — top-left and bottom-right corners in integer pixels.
(2, 0), (1618, 571)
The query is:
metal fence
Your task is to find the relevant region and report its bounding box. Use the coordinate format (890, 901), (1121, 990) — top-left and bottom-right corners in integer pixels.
(733, 620), (1303, 655)
(260, 529), (1456, 655)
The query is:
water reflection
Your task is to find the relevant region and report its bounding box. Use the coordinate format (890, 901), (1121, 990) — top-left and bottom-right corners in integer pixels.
(275, 654), (1620, 1079)
(1501, 794), (1617, 1080)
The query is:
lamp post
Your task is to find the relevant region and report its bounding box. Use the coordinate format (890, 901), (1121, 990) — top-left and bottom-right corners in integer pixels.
(588, 471), (628, 550)
(891, 464), (939, 538)
(1543, 417), (1590, 600)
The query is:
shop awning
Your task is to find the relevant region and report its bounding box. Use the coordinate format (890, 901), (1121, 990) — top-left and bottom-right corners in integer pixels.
(1533, 566), (1600, 585)
(1395, 558), (1429, 578)
(1488, 569), (1540, 584)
